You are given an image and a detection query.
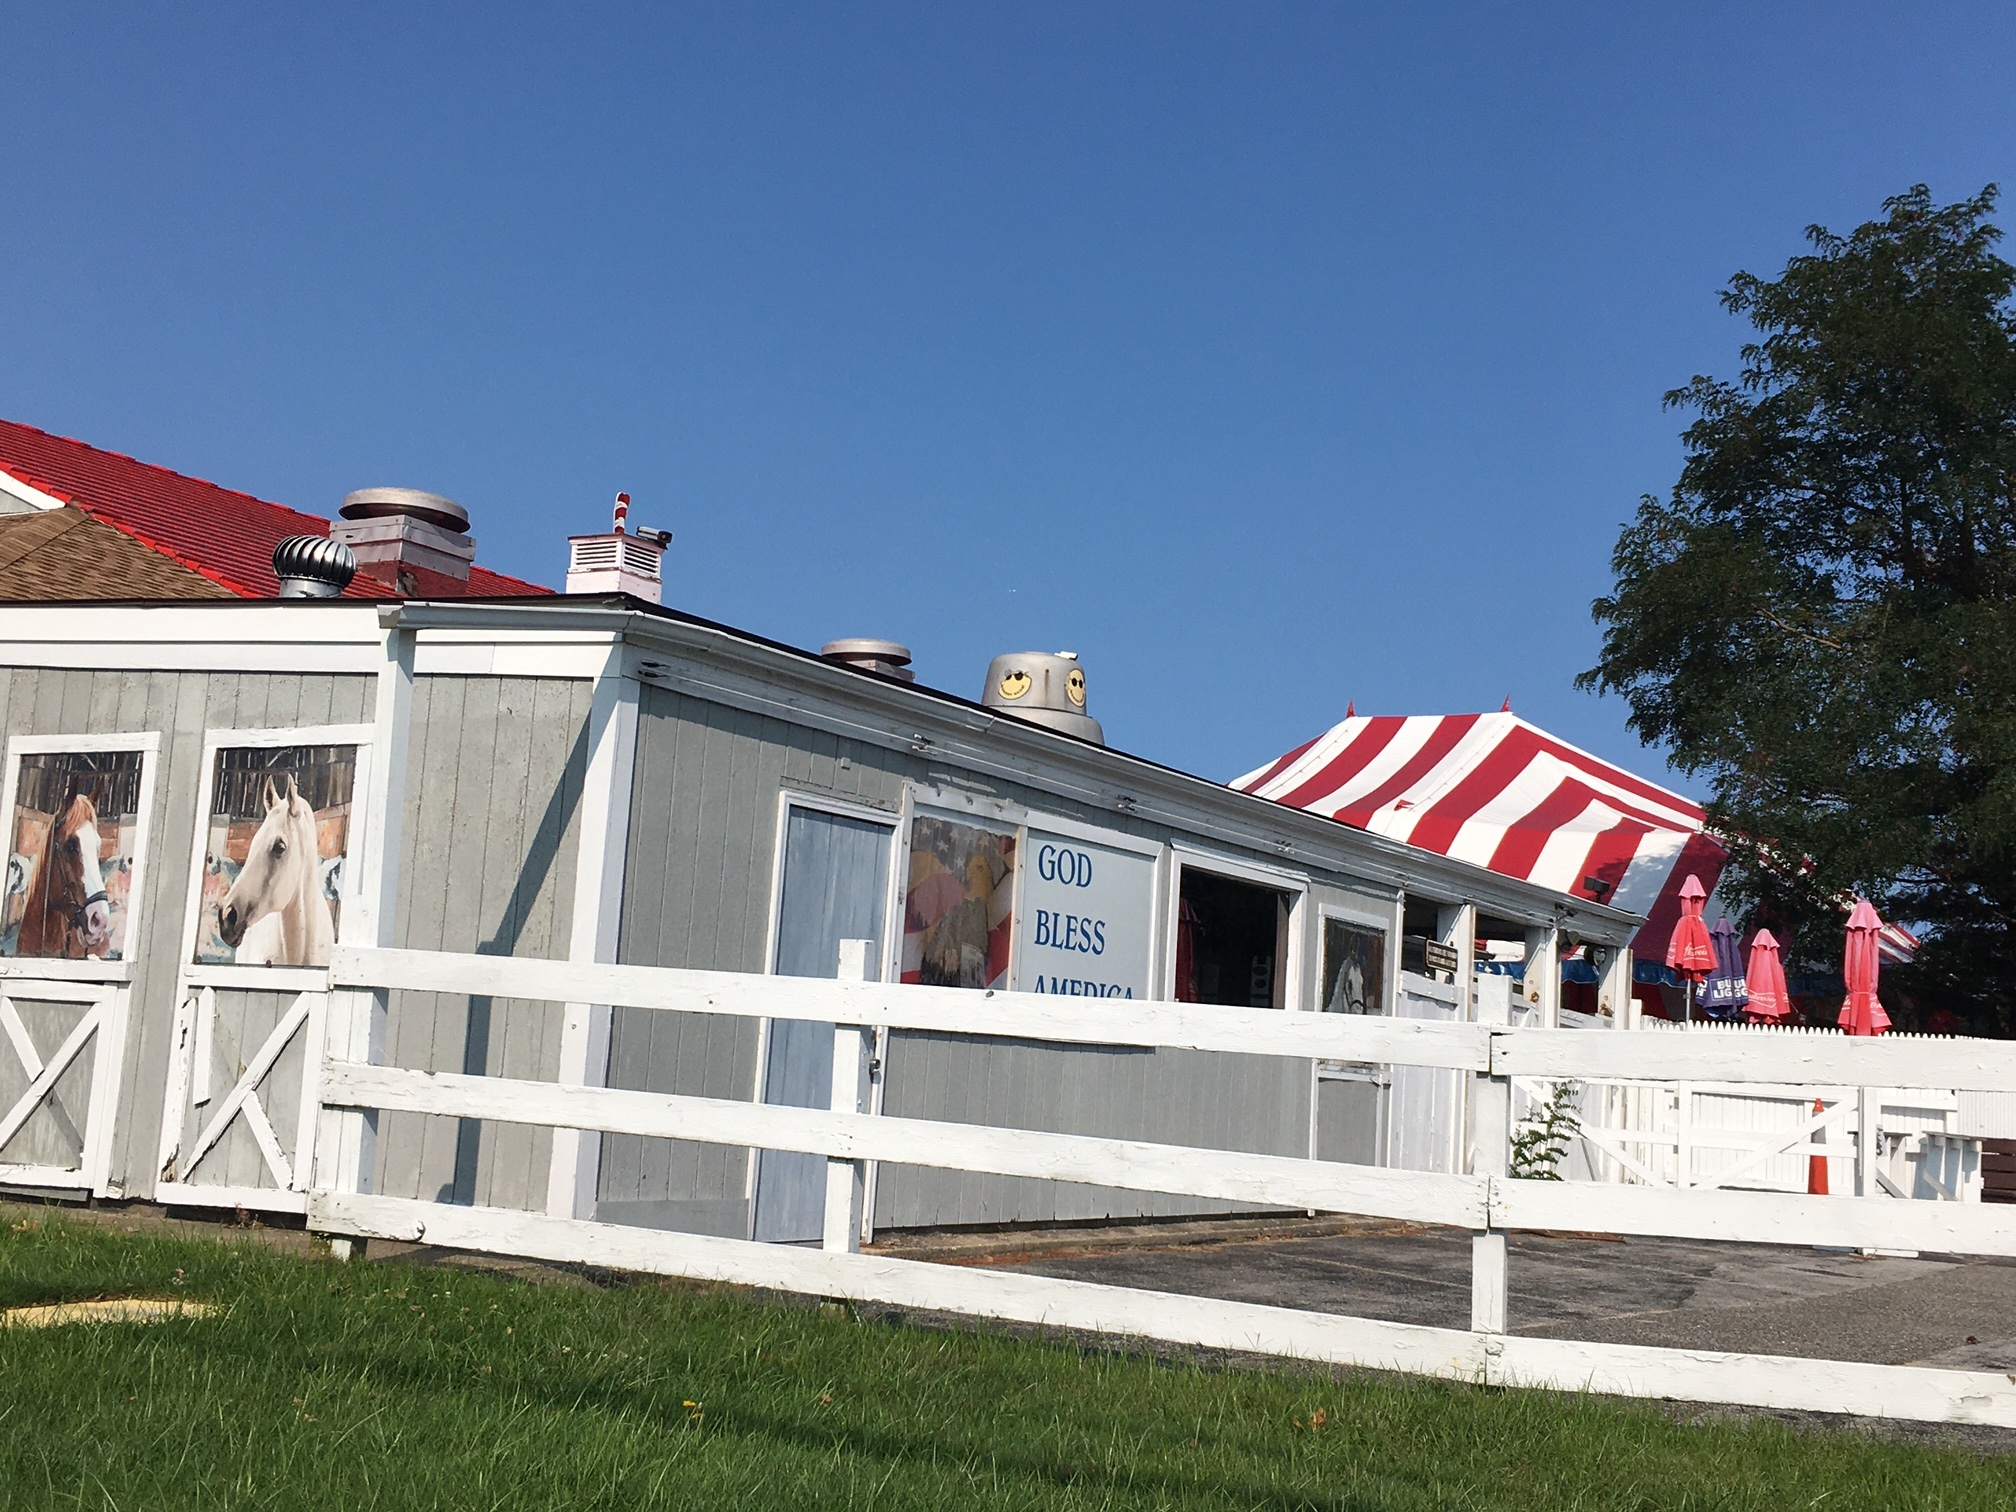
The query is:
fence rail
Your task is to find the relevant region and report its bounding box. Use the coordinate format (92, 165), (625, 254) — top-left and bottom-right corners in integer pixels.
(310, 946), (2016, 1429)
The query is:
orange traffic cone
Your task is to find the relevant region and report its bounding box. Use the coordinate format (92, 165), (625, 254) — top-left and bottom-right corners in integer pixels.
(1807, 1097), (1829, 1195)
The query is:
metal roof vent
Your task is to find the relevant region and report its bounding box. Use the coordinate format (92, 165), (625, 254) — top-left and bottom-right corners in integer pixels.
(332, 487), (475, 585)
(273, 535), (357, 598)
(982, 651), (1104, 745)
(820, 639), (914, 683)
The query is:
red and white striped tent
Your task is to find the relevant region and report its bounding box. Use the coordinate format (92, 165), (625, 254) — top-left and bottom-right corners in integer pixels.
(1235, 710), (1919, 966)
(1233, 710), (1728, 961)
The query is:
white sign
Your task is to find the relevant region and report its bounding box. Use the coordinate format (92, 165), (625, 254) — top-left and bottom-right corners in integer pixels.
(1012, 830), (1157, 999)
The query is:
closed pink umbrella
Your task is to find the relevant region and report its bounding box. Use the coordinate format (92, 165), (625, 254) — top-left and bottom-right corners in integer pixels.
(1743, 929), (1793, 1022)
(1666, 874), (1716, 1021)
(1839, 898), (1891, 1036)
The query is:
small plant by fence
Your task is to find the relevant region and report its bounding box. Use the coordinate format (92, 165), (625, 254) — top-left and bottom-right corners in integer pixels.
(307, 945), (2016, 1429)
(1510, 1082), (1579, 1181)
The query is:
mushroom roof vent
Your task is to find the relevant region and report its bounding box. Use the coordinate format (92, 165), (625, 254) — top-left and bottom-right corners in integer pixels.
(340, 487), (470, 533)
(820, 639), (915, 682)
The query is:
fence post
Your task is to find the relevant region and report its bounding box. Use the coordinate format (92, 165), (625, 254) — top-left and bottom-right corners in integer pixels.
(823, 939), (874, 1254)
(1675, 1082), (1693, 1189)
(317, 616), (413, 1259)
(1856, 1085), (1876, 1199)
(1470, 986), (1511, 1339)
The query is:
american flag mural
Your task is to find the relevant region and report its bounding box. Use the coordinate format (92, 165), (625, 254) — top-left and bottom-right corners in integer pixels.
(1233, 711), (1917, 965)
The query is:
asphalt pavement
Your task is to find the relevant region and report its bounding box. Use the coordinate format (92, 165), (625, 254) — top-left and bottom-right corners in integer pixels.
(949, 1222), (2016, 1370)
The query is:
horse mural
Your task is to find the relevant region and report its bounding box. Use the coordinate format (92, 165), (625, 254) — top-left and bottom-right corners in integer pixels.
(216, 774), (334, 967)
(17, 793), (113, 959)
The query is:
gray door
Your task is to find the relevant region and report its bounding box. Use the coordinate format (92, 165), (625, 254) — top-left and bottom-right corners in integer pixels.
(751, 806), (891, 1243)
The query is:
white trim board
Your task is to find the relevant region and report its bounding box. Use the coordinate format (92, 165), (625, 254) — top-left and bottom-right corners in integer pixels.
(0, 467), (71, 513)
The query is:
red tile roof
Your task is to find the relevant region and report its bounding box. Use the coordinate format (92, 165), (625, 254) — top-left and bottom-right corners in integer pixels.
(0, 417), (550, 599)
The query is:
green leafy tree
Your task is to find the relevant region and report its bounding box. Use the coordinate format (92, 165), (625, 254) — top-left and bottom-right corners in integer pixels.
(1580, 186), (2016, 1035)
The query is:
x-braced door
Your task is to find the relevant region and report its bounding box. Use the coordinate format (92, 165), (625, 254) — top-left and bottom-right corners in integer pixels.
(0, 976), (129, 1197)
(155, 985), (328, 1213)
(154, 722), (374, 1214)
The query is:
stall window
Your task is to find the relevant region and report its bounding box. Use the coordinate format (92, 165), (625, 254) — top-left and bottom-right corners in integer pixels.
(1175, 868), (1292, 1008)
(3, 745), (149, 963)
(901, 814), (1015, 989)
(1320, 917), (1387, 1015)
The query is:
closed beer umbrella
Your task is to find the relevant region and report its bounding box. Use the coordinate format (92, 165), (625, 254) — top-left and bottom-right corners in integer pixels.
(1665, 874), (1716, 1021)
(1839, 898), (1892, 1036)
(1744, 929), (1793, 1023)
(1700, 917), (1749, 1020)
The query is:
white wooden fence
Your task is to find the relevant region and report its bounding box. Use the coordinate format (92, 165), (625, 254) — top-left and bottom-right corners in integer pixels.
(307, 946), (2016, 1429)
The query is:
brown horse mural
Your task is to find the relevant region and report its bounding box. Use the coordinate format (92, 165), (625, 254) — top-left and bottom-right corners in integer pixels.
(18, 793), (113, 959)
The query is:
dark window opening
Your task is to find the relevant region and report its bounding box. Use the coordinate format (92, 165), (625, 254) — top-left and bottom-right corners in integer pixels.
(1475, 911), (1528, 970)
(1175, 869), (1292, 1008)
(1399, 897), (1444, 979)
(1320, 918), (1388, 1015)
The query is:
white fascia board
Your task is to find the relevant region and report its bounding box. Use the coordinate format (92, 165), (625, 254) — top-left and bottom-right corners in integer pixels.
(0, 467), (72, 513)
(0, 602), (386, 673)
(410, 624), (619, 679)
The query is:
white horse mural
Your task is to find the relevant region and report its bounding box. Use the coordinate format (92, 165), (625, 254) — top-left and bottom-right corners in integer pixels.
(215, 774), (334, 967)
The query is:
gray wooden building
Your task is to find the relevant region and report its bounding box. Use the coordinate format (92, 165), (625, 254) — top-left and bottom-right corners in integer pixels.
(0, 596), (1639, 1241)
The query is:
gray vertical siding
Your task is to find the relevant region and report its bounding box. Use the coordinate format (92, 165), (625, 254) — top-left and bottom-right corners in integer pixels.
(604, 683), (1324, 1236)
(0, 665), (590, 1210)
(373, 675), (594, 1213)
(599, 688), (912, 1233)
(870, 1035), (1310, 1229)
(0, 665), (374, 1196)
(5, 650), (1403, 1235)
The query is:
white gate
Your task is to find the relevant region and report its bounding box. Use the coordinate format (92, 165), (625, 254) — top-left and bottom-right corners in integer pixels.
(1386, 972), (1464, 1173)
(0, 975), (128, 1196)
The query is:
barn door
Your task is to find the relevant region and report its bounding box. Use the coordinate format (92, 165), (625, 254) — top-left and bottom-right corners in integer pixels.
(155, 984), (328, 1212)
(0, 732), (159, 1199)
(153, 724), (372, 1214)
(0, 977), (128, 1196)
(751, 803), (892, 1244)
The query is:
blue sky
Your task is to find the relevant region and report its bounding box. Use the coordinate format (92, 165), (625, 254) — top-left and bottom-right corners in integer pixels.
(4, 6), (2012, 790)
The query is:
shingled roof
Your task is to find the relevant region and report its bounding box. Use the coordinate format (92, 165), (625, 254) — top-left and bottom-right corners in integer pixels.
(0, 417), (549, 600)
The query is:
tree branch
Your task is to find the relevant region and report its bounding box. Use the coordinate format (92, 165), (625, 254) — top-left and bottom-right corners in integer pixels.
(1755, 606), (1845, 651)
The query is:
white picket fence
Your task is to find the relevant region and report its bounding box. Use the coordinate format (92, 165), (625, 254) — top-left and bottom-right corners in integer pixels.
(307, 946), (2016, 1429)
(1528, 1022), (1986, 1199)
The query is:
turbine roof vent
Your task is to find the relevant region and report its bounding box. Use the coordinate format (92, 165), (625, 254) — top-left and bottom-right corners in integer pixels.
(272, 534), (358, 598)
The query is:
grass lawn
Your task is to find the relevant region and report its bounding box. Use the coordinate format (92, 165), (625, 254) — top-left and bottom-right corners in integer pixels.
(1, 1210), (2008, 1510)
